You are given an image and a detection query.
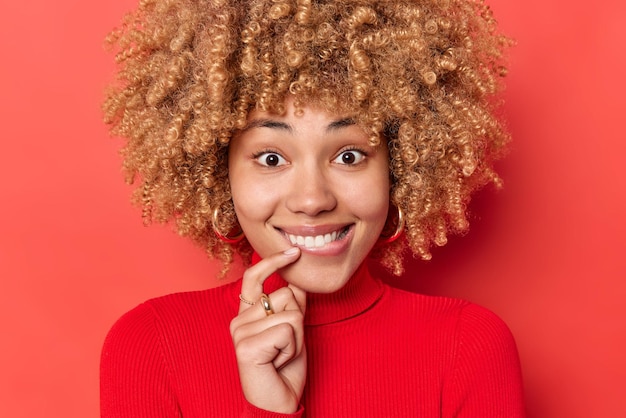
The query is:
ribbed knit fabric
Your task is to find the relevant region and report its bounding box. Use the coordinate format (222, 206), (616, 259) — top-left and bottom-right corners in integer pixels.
(100, 259), (525, 417)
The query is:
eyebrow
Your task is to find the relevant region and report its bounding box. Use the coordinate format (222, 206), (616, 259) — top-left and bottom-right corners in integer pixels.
(243, 119), (292, 133)
(326, 117), (356, 132)
(241, 117), (355, 133)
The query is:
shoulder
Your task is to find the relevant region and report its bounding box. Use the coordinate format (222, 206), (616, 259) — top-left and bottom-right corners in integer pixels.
(102, 280), (241, 357)
(383, 289), (524, 415)
(452, 302), (519, 353)
(382, 286), (520, 364)
(420, 297), (524, 416)
(147, 281), (240, 327)
(387, 286), (509, 325)
(384, 286), (474, 324)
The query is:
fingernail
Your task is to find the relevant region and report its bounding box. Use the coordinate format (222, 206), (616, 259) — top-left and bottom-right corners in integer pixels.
(283, 247), (299, 256)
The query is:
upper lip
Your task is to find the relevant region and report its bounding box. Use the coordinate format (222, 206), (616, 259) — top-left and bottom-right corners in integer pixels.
(274, 223), (353, 237)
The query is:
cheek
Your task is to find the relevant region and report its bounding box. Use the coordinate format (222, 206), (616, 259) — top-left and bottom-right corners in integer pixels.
(345, 176), (389, 229)
(360, 166), (390, 219)
(230, 177), (279, 232)
(365, 195), (390, 230)
(228, 160), (262, 222)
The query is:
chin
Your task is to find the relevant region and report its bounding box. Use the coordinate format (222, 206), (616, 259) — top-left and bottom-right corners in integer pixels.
(277, 255), (358, 294)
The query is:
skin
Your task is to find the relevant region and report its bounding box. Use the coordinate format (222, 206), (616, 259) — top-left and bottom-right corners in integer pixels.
(228, 98), (391, 412)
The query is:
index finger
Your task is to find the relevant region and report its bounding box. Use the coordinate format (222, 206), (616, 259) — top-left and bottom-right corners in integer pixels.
(287, 284), (307, 316)
(239, 247), (301, 314)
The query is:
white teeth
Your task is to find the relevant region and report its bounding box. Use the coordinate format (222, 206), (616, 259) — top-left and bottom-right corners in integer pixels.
(287, 230), (342, 248)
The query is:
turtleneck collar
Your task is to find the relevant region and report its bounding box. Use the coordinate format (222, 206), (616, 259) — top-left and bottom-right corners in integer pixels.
(233, 252), (385, 326)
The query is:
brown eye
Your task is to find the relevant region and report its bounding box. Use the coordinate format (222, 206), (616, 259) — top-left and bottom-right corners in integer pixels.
(334, 150), (365, 165)
(255, 152), (286, 167)
(266, 154), (279, 166)
(342, 152), (355, 164)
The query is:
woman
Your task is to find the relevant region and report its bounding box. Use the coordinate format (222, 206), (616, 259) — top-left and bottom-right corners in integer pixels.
(100, 0), (524, 416)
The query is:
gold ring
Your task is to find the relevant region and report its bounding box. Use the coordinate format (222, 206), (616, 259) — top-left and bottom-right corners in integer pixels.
(259, 293), (274, 316)
(239, 294), (255, 305)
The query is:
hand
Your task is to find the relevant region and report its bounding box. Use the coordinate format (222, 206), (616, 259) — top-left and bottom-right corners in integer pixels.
(229, 248), (307, 414)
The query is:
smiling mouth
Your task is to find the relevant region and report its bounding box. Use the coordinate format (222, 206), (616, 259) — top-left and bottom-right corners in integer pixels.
(281, 225), (352, 249)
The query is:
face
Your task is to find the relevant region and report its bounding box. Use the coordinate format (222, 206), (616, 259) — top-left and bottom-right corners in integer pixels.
(228, 99), (390, 293)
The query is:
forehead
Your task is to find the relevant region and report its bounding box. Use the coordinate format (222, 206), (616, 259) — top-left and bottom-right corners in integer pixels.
(234, 95), (385, 148)
(242, 98), (357, 131)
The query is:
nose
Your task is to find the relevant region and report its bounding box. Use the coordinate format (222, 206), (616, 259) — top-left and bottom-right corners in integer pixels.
(285, 163), (337, 216)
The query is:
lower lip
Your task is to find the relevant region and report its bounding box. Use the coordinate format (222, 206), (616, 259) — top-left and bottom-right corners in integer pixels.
(285, 226), (354, 257)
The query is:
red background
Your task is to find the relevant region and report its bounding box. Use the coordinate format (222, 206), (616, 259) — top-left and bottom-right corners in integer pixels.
(1, 1), (625, 417)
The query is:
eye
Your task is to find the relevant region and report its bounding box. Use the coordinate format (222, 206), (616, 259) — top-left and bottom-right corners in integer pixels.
(255, 152), (287, 167)
(333, 149), (366, 165)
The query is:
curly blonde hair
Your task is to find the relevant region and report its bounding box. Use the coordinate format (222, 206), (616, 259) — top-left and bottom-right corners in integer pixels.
(103, 0), (512, 276)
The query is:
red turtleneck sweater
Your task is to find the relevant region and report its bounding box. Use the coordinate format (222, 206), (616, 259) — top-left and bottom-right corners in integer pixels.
(100, 260), (525, 417)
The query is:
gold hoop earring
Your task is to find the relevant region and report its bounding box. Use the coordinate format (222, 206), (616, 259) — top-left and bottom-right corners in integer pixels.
(380, 205), (405, 244)
(212, 206), (244, 244)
